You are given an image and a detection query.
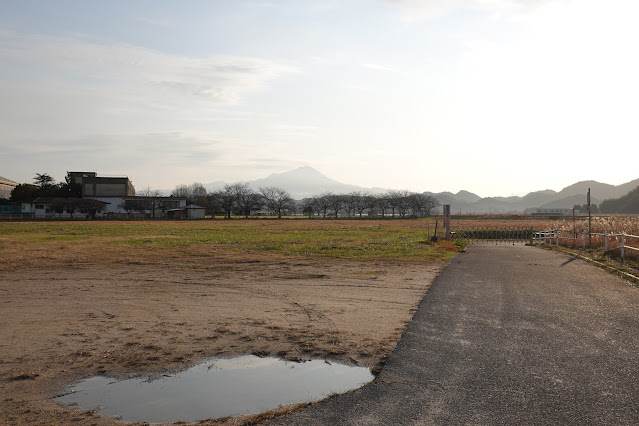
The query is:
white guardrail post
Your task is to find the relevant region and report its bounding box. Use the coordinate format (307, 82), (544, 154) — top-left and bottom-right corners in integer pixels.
(582, 231), (586, 250)
(621, 233), (625, 259)
(604, 232), (608, 252)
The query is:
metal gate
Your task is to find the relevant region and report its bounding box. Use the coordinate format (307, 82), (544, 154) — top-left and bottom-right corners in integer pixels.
(451, 227), (535, 245)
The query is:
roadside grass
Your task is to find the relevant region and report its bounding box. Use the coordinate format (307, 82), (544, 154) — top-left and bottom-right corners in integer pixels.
(0, 220), (462, 271)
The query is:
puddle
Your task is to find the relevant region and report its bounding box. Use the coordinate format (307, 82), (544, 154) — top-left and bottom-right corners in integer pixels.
(55, 355), (374, 423)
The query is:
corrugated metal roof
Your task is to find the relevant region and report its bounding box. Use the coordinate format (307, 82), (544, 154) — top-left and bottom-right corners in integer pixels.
(0, 176), (19, 185)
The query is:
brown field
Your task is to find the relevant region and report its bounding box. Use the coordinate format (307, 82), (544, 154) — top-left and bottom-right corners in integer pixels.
(0, 219), (452, 425)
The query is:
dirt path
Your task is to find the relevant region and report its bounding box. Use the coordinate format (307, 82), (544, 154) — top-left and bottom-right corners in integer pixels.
(0, 258), (443, 425)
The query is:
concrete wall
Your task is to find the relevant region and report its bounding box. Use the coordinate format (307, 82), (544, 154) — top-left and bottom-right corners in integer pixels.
(81, 176), (135, 197)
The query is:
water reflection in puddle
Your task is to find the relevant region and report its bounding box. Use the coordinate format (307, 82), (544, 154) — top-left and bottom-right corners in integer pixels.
(56, 355), (373, 423)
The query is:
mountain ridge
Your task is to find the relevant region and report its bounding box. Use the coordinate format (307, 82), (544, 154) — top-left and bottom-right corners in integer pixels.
(203, 166), (639, 213)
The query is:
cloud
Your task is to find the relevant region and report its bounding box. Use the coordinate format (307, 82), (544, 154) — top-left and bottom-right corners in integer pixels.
(362, 62), (397, 72)
(382, 0), (556, 20)
(0, 31), (298, 105)
(272, 124), (319, 137)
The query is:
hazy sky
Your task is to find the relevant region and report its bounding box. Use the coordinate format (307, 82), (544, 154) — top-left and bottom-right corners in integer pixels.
(1, 0), (638, 197)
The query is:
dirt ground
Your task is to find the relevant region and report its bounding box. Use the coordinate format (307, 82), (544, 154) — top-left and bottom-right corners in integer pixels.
(0, 256), (444, 425)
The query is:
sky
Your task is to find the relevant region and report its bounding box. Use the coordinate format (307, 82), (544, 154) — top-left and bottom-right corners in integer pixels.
(1, 0), (638, 197)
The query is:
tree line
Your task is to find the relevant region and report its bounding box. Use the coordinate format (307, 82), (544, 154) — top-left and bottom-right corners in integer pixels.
(5, 173), (106, 218)
(5, 173), (441, 219)
(8, 173), (82, 201)
(167, 183), (441, 218)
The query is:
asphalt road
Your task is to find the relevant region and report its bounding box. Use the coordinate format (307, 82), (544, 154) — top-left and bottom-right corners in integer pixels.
(270, 244), (639, 425)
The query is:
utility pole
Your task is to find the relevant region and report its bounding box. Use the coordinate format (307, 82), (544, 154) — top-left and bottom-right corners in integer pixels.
(587, 188), (591, 247)
(443, 204), (451, 240)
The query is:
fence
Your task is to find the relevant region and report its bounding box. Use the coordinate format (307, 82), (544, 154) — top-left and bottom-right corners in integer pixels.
(453, 227), (535, 245)
(533, 230), (639, 260)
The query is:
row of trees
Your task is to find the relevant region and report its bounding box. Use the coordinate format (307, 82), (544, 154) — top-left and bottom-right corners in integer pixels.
(169, 183), (441, 218)
(5, 173), (441, 219)
(9, 173), (82, 202)
(301, 190), (440, 218)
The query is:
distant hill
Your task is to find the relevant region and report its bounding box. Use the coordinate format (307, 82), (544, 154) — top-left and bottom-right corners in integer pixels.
(600, 186), (639, 214)
(201, 166), (639, 213)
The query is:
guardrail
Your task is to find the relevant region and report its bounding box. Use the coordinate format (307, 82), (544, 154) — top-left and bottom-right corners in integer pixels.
(533, 230), (639, 259)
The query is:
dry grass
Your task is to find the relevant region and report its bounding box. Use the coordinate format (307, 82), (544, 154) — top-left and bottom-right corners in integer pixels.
(0, 219), (463, 272)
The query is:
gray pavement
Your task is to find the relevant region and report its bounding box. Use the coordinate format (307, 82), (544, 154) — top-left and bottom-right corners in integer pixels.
(270, 245), (639, 425)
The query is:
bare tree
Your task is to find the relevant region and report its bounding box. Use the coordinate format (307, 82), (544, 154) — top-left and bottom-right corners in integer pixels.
(260, 186), (294, 218)
(352, 192), (371, 217)
(343, 192), (360, 217)
(423, 194), (440, 217)
(407, 193), (427, 217)
(234, 183), (262, 218)
(386, 190), (403, 217)
(137, 186), (164, 218)
(395, 190), (412, 217)
(76, 199), (107, 219)
(212, 184), (240, 219)
(314, 194), (332, 218)
(301, 198), (315, 218)
(326, 193), (343, 218)
(375, 195), (390, 218)
(172, 183), (208, 206)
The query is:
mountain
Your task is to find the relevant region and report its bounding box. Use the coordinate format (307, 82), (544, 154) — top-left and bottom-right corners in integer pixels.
(454, 190), (482, 203)
(614, 178), (639, 197)
(204, 166), (386, 199)
(248, 166), (386, 199)
(600, 186), (639, 213)
(202, 166), (639, 213)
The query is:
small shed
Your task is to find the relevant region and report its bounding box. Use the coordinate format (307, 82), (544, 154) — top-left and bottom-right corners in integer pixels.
(166, 205), (206, 219)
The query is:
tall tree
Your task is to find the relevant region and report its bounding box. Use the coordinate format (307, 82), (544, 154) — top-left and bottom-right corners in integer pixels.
(33, 173), (57, 197)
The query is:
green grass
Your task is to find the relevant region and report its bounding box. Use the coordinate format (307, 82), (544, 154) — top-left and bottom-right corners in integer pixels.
(0, 219), (460, 268)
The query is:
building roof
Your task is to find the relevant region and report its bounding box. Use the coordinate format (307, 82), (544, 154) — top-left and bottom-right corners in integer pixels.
(165, 205), (206, 212)
(33, 197), (110, 205)
(0, 176), (19, 186)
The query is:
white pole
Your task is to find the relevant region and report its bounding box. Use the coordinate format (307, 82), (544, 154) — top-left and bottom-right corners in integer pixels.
(604, 232), (608, 252)
(621, 233), (625, 259)
(582, 231), (586, 250)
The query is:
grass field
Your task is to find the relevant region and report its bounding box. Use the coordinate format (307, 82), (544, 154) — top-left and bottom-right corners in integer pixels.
(0, 219), (467, 271)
